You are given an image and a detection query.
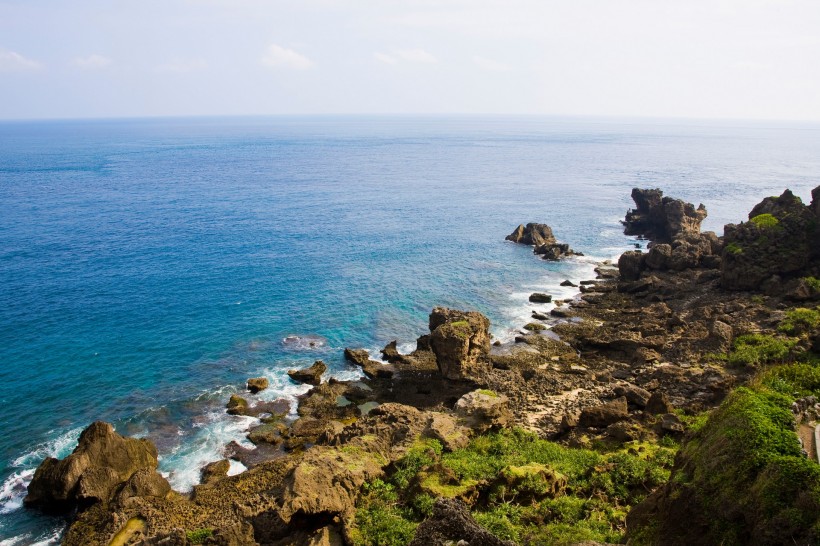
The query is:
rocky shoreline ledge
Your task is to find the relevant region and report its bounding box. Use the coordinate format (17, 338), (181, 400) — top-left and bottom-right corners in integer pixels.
(24, 186), (820, 546)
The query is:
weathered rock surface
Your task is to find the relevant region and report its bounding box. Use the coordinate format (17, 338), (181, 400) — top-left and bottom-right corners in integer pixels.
(578, 397), (629, 428)
(623, 188), (707, 243)
(25, 421), (159, 512)
(288, 360), (327, 385)
(529, 292), (553, 303)
(429, 307), (491, 380)
(409, 498), (516, 546)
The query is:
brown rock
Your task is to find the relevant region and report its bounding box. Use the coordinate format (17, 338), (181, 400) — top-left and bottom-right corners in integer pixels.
(200, 459), (231, 484)
(288, 360), (327, 385)
(114, 468), (171, 505)
(24, 421), (159, 512)
(613, 384), (651, 408)
(424, 413), (470, 451)
(528, 292), (553, 303)
(226, 394), (249, 415)
(454, 390), (512, 433)
(429, 307), (491, 380)
(505, 223), (556, 246)
(344, 348), (395, 379)
(618, 251), (646, 281)
(645, 391), (675, 414)
(578, 397), (629, 428)
(247, 377), (269, 393)
(409, 498), (516, 546)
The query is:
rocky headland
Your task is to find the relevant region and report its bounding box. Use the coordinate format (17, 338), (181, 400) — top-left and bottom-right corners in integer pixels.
(26, 186), (820, 546)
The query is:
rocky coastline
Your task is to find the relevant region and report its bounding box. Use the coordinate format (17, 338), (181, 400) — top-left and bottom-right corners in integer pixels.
(24, 186), (820, 545)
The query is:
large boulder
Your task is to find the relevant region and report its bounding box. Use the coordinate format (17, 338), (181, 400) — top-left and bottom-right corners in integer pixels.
(578, 397), (629, 428)
(409, 498), (516, 546)
(618, 251), (646, 281)
(24, 421), (159, 512)
(454, 390), (512, 433)
(505, 223), (556, 246)
(721, 188), (820, 291)
(428, 307), (491, 380)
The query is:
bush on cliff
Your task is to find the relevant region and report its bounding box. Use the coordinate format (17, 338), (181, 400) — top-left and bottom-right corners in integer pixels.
(727, 333), (797, 367)
(778, 307), (820, 337)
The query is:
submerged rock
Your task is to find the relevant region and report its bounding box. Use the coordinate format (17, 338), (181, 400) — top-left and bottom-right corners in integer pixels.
(429, 307), (491, 380)
(25, 421), (159, 512)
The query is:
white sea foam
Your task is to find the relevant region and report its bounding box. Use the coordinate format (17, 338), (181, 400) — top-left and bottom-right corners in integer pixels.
(227, 459), (247, 476)
(0, 469), (34, 514)
(11, 427), (83, 468)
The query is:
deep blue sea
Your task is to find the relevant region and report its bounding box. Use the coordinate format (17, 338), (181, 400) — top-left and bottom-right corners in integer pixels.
(0, 116), (818, 544)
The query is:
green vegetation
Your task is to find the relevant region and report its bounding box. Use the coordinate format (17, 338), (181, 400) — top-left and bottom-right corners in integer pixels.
(476, 389), (499, 398)
(524, 322), (546, 331)
(353, 429), (677, 545)
(186, 529), (214, 544)
(450, 320), (469, 328)
(725, 242), (743, 255)
(778, 307), (820, 336)
(727, 333), (796, 367)
(750, 213), (781, 229)
(803, 276), (820, 293)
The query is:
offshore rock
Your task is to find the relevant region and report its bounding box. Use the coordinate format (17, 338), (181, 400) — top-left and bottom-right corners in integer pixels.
(409, 498), (516, 546)
(344, 348), (395, 379)
(25, 421), (159, 512)
(247, 377), (269, 393)
(429, 307), (491, 380)
(506, 223), (556, 246)
(288, 360), (327, 385)
(721, 187), (820, 291)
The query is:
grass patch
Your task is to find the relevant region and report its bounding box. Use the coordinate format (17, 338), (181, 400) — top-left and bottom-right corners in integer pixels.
(186, 529), (213, 544)
(803, 276), (820, 293)
(727, 333), (796, 367)
(778, 307), (820, 336)
(725, 242), (743, 255)
(355, 428), (677, 545)
(750, 213), (780, 229)
(476, 389), (499, 398)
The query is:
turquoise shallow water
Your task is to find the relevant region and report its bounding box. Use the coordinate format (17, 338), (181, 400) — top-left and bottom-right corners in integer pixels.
(0, 116), (819, 543)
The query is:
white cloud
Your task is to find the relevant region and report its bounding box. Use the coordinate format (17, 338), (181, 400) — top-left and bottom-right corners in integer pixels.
(472, 55), (509, 72)
(0, 49), (41, 71)
(261, 44), (313, 70)
(394, 48), (437, 63)
(374, 52), (398, 65)
(156, 58), (208, 73)
(72, 54), (112, 70)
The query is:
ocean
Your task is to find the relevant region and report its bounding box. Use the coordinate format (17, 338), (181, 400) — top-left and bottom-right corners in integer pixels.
(0, 115), (818, 544)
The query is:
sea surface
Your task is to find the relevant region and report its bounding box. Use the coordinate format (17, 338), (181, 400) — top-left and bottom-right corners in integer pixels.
(0, 115), (818, 544)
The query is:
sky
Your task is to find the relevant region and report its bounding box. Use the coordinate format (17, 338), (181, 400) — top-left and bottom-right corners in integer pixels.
(0, 0), (819, 120)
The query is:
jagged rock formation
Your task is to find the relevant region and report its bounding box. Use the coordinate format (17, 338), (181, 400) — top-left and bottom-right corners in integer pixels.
(506, 222), (580, 260)
(246, 377), (269, 393)
(24, 421), (165, 513)
(429, 307), (491, 380)
(619, 188), (721, 281)
(721, 187), (820, 293)
(344, 348), (395, 379)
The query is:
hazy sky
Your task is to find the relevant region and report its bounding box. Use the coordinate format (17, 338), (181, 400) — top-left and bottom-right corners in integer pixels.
(1, 0), (819, 120)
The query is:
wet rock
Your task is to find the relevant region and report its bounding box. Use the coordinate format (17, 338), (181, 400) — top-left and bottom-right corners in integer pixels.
(409, 498), (516, 546)
(226, 394), (249, 415)
(380, 340), (402, 363)
(247, 377), (269, 393)
(561, 279), (577, 287)
(645, 391), (675, 415)
(506, 223), (556, 246)
(531, 310), (549, 320)
(578, 397), (629, 428)
(288, 360), (327, 386)
(523, 322), (546, 331)
(429, 307), (491, 380)
(25, 421), (159, 512)
(247, 423), (285, 446)
(529, 293), (553, 303)
(454, 390), (512, 433)
(201, 459), (231, 484)
(536, 242), (580, 261)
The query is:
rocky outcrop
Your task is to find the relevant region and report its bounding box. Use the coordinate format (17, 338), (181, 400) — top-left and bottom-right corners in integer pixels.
(623, 188), (706, 243)
(429, 307), (491, 380)
(506, 223), (556, 246)
(506, 223), (580, 260)
(409, 498), (516, 546)
(620, 189), (721, 280)
(721, 187), (820, 292)
(288, 360), (327, 385)
(578, 397), (629, 428)
(24, 421), (159, 512)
